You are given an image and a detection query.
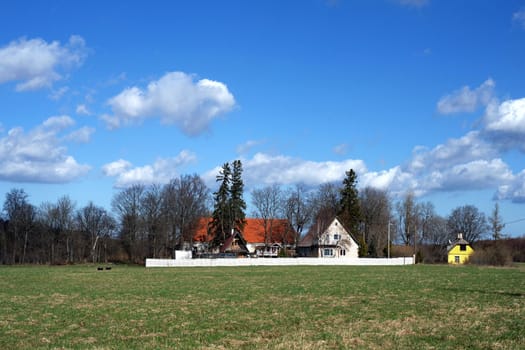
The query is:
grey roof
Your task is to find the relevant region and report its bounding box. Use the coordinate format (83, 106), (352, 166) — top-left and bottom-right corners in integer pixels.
(447, 237), (471, 252)
(297, 231), (314, 247)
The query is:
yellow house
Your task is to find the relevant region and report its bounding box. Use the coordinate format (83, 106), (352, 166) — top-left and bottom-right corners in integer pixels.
(447, 233), (474, 264)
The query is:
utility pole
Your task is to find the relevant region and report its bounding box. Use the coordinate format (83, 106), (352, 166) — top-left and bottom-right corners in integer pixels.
(413, 223), (417, 264)
(386, 220), (392, 259)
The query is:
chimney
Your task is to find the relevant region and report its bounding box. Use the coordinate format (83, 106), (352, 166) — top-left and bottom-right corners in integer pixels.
(458, 233), (463, 240)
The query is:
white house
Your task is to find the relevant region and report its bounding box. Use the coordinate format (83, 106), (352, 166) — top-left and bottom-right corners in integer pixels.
(297, 217), (359, 258)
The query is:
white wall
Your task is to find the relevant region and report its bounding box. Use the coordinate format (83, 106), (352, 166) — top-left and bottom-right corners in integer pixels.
(174, 250), (192, 259)
(145, 256), (414, 267)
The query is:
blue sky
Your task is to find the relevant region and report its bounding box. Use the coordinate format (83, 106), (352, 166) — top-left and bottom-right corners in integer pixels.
(1, 0), (525, 236)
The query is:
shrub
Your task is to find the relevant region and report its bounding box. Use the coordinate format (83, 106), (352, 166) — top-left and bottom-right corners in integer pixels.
(468, 244), (513, 266)
(358, 236), (368, 257)
(420, 245), (447, 264)
(390, 245), (413, 258)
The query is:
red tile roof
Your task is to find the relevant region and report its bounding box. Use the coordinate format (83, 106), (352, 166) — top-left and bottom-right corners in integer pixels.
(194, 218), (295, 244)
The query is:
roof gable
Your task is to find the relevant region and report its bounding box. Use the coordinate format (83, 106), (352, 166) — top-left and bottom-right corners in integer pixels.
(221, 230), (250, 254)
(299, 217), (359, 247)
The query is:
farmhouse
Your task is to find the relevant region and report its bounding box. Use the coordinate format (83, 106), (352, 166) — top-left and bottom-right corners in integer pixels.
(447, 233), (474, 264)
(297, 217), (359, 258)
(193, 218), (296, 257)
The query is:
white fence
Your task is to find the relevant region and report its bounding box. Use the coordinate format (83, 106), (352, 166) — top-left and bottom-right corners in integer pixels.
(145, 256), (414, 267)
(174, 250), (192, 260)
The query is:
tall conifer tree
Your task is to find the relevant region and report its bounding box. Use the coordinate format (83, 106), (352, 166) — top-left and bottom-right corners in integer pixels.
(209, 160), (246, 248)
(230, 160), (247, 233)
(210, 163), (232, 247)
(338, 169), (361, 235)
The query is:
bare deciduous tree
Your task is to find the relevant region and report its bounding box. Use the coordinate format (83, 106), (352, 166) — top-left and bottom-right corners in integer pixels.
(39, 196), (76, 264)
(76, 202), (115, 263)
(112, 184), (146, 262)
(360, 187), (391, 257)
(447, 204), (488, 243)
(3, 189), (36, 264)
(251, 184), (284, 247)
(163, 174), (209, 252)
(312, 182), (341, 231)
(488, 203), (505, 240)
(285, 184), (315, 246)
(141, 185), (164, 258)
(396, 191), (419, 246)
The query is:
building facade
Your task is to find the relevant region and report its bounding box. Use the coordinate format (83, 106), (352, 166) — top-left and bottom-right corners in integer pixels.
(297, 217), (359, 258)
(447, 233), (474, 264)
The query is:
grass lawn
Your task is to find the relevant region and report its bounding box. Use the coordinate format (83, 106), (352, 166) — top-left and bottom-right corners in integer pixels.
(0, 264), (524, 349)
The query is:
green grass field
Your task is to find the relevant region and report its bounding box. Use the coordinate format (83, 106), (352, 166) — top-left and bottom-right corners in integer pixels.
(0, 264), (524, 349)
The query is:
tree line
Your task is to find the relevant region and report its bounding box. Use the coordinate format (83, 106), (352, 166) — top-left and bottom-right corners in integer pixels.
(0, 163), (504, 264)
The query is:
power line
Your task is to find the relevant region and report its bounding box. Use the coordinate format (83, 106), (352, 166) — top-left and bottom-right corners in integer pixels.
(504, 217), (525, 225)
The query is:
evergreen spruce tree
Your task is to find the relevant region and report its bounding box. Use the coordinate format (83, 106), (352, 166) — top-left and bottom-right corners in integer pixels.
(210, 162), (232, 247)
(230, 160), (247, 233)
(230, 160), (246, 232)
(338, 169), (361, 236)
(209, 160), (247, 249)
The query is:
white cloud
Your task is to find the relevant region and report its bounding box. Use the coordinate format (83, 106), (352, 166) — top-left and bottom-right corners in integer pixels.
(0, 35), (86, 91)
(103, 150), (197, 188)
(49, 86), (69, 100)
(204, 153), (367, 189)
(0, 116), (90, 183)
(437, 79), (495, 115)
(99, 114), (121, 130)
(333, 143), (348, 156)
(246, 153), (367, 187)
(408, 131), (497, 174)
(482, 97), (525, 152)
(105, 71), (236, 135)
(361, 166), (417, 194)
(484, 97), (525, 133)
(42, 115), (76, 130)
(398, 126), (520, 197)
(201, 143), (522, 203)
(236, 140), (264, 155)
(102, 159), (132, 177)
(65, 126), (95, 143)
(496, 170), (525, 203)
(418, 159), (514, 194)
(513, 9), (525, 29)
(76, 104), (91, 115)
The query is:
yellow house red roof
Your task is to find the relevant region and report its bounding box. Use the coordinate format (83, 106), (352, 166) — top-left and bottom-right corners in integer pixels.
(194, 218), (295, 244)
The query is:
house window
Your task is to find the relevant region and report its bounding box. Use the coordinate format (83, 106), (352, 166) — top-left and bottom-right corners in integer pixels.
(455, 256), (460, 263)
(324, 248), (333, 256)
(340, 249), (346, 256)
(334, 234), (340, 240)
(460, 244), (466, 251)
